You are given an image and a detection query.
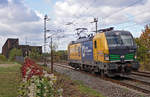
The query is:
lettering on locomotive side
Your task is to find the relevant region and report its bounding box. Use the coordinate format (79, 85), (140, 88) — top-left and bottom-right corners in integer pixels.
(82, 46), (92, 57)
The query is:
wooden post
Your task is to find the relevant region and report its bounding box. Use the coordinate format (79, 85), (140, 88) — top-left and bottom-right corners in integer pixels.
(51, 37), (53, 73)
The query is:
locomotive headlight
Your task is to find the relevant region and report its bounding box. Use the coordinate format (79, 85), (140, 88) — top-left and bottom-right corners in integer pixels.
(104, 54), (109, 61)
(134, 55), (137, 59)
(120, 55), (125, 58)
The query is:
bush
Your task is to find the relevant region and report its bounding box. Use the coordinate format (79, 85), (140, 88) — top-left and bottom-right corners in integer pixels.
(9, 48), (22, 61)
(29, 48), (42, 60)
(0, 55), (7, 62)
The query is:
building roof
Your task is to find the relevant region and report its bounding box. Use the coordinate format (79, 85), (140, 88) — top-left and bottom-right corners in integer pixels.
(3, 38), (19, 47)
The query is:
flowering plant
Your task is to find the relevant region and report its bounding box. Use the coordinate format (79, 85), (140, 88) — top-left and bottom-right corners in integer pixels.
(18, 58), (63, 97)
(21, 58), (43, 80)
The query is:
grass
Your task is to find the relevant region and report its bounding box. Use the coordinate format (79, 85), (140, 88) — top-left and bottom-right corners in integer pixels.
(0, 64), (21, 97)
(74, 80), (104, 97)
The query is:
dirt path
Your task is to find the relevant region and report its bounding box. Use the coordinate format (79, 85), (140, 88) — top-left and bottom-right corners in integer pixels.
(0, 64), (18, 67)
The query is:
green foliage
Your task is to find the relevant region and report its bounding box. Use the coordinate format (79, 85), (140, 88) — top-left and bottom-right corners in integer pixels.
(29, 48), (41, 60)
(0, 54), (7, 62)
(49, 42), (58, 52)
(135, 38), (148, 61)
(135, 38), (150, 71)
(135, 25), (150, 71)
(9, 48), (22, 61)
(53, 50), (68, 62)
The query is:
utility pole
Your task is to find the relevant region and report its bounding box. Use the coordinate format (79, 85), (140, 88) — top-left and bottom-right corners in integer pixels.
(94, 18), (98, 33)
(91, 18), (98, 33)
(44, 14), (48, 66)
(47, 29), (64, 73)
(25, 37), (28, 57)
(50, 37), (53, 73)
(25, 37), (30, 56)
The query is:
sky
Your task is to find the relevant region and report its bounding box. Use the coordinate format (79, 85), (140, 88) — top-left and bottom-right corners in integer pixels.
(0, 0), (150, 53)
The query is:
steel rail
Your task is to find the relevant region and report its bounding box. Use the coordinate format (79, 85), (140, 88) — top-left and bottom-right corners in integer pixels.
(103, 78), (150, 94)
(132, 72), (150, 78)
(137, 71), (150, 75)
(127, 77), (150, 86)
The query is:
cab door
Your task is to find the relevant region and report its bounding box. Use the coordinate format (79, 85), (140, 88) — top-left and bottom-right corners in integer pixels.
(93, 33), (104, 62)
(93, 40), (98, 61)
(98, 38), (104, 62)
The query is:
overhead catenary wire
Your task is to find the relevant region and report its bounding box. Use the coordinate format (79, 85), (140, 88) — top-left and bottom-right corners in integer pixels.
(59, 0), (148, 39)
(104, 0), (142, 20)
(66, 0), (143, 34)
(119, 21), (150, 29)
(66, 0), (96, 26)
(103, 6), (150, 28)
(93, 0), (144, 30)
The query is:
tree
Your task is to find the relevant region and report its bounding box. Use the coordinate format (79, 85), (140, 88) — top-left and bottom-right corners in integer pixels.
(55, 50), (68, 61)
(49, 42), (58, 52)
(140, 25), (150, 49)
(29, 48), (41, 60)
(9, 48), (22, 61)
(48, 42), (58, 62)
(135, 25), (150, 71)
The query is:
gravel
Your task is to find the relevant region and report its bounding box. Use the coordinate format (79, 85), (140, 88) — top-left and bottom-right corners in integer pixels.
(121, 79), (150, 92)
(53, 64), (150, 97)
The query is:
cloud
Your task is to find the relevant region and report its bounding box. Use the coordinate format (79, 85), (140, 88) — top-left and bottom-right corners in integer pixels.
(0, 0), (8, 8)
(50, 0), (150, 50)
(66, 0), (147, 7)
(44, 0), (51, 3)
(54, 0), (149, 24)
(1, 0), (150, 52)
(3, 0), (40, 24)
(0, 0), (43, 53)
(53, 0), (150, 30)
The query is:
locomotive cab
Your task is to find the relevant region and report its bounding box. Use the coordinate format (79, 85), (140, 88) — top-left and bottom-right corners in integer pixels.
(93, 30), (139, 77)
(105, 31), (137, 62)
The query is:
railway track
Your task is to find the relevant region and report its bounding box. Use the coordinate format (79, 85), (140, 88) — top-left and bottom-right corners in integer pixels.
(104, 78), (150, 94)
(127, 77), (150, 86)
(54, 64), (150, 94)
(132, 71), (150, 78)
(138, 71), (150, 75)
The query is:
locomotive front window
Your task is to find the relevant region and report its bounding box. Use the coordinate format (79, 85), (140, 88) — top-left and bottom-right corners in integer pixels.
(120, 35), (133, 46)
(107, 36), (121, 47)
(107, 34), (134, 47)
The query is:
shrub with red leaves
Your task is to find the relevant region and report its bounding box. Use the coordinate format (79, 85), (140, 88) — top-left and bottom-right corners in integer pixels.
(21, 58), (43, 80)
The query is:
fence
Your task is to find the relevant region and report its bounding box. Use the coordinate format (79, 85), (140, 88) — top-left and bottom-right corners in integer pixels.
(15, 56), (24, 64)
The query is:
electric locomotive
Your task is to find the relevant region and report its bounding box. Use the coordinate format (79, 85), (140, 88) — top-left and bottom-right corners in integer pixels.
(68, 27), (139, 77)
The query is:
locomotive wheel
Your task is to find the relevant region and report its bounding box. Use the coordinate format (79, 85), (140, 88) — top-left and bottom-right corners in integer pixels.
(79, 66), (82, 71)
(74, 67), (77, 70)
